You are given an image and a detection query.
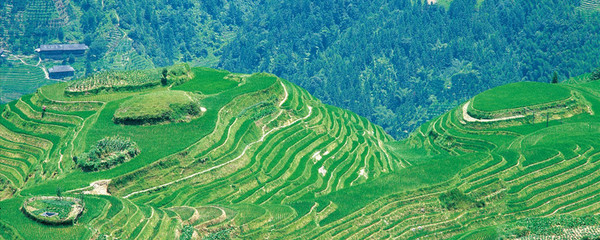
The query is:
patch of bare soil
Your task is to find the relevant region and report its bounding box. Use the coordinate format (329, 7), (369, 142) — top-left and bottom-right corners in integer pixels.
(83, 179), (111, 195)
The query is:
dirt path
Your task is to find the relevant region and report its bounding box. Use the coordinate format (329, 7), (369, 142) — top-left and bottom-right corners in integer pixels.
(11, 55), (50, 79)
(183, 92), (194, 101)
(279, 81), (288, 107)
(58, 150), (63, 174)
(462, 101), (525, 123)
(183, 92), (206, 112)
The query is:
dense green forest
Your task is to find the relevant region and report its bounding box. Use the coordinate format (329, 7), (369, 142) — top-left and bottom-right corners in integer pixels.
(2, 0), (600, 138)
(220, 0), (600, 137)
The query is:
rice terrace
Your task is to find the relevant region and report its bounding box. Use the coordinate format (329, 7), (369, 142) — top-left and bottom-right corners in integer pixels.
(3, 63), (600, 239)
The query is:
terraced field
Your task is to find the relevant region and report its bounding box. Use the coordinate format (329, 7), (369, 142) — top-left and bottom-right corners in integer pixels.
(580, 0), (600, 12)
(3, 66), (600, 239)
(0, 63), (53, 103)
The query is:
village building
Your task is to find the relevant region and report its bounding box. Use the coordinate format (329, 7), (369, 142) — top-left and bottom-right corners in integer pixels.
(35, 44), (88, 59)
(48, 65), (75, 79)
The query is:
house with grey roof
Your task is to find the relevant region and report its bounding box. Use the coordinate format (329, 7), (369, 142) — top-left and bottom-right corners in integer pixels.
(35, 44), (88, 59)
(48, 65), (75, 79)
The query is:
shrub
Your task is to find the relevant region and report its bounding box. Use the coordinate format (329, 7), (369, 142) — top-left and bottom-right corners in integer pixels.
(439, 189), (485, 210)
(77, 136), (140, 172)
(591, 68), (600, 81)
(204, 228), (232, 240)
(179, 225), (195, 240)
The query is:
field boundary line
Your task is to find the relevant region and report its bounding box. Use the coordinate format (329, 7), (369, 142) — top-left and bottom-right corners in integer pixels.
(462, 101), (525, 123)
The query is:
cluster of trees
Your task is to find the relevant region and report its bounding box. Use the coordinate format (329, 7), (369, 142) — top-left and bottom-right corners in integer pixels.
(592, 67), (600, 81)
(0, 0), (66, 52)
(76, 136), (140, 172)
(439, 189), (485, 210)
(91, 0), (249, 66)
(219, 0), (600, 138)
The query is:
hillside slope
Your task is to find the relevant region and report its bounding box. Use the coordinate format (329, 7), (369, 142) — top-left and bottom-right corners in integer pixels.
(3, 67), (600, 239)
(0, 67), (403, 239)
(4, 0), (600, 141)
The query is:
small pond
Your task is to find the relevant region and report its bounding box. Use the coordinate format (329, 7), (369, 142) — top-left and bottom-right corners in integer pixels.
(40, 212), (58, 217)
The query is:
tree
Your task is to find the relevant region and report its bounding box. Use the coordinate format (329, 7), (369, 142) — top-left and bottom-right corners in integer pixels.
(551, 71), (559, 84)
(85, 60), (94, 77)
(56, 186), (62, 198)
(591, 68), (600, 81)
(161, 68), (168, 85)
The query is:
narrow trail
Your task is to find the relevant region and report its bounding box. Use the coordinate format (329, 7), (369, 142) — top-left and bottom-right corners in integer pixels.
(124, 82), (308, 199)
(183, 92), (194, 101)
(462, 101), (525, 123)
(11, 54), (50, 79)
(58, 150), (63, 174)
(279, 81), (288, 107)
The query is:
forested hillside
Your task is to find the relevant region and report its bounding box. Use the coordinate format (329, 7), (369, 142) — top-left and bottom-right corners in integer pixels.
(0, 0), (247, 71)
(2, 0), (600, 138)
(219, 0), (600, 138)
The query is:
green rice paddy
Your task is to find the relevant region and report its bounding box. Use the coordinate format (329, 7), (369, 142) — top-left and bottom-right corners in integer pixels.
(1, 65), (600, 239)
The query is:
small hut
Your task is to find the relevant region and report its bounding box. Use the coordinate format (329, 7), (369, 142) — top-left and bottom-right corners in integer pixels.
(48, 65), (75, 79)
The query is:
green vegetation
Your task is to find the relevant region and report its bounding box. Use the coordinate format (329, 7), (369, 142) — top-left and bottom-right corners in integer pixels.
(3, 66), (600, 239)
(592, 67), (600, 81)
(204, 228), (232, 240)
(493, 215), (600, 239)
(22, 197), (84, 225)
(179, 225), (194, 240)
(172, 68), (239, 95)
(77, 136), (140, 172)
(113, 91), (202, 125)
(65, 64), (192, 96)
(439, 189), (484, 210)
(0, 62), (53, 103)
(472, 82), (571, 112)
